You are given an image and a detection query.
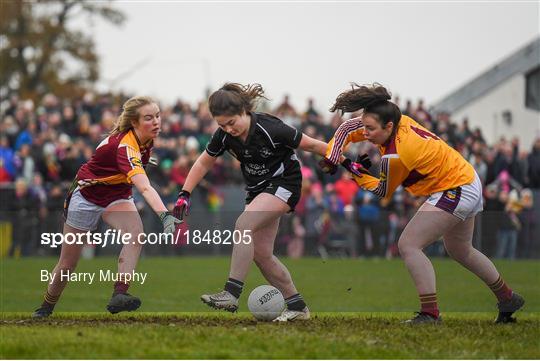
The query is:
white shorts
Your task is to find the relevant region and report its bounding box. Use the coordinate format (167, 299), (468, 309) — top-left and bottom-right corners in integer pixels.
(425, 172), (483, 221)
(65, 188), (134, 231)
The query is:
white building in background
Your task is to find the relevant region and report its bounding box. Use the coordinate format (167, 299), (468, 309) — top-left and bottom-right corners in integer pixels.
(433, 37), (540, 149)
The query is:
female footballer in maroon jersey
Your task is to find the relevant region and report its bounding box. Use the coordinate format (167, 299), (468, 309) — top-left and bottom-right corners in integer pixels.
(33, 96), (181, 317)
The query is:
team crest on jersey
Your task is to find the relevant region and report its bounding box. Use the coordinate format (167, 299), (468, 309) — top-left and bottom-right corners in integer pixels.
(259, 146), (273, 158)
(130, 157), (143, 168)
(379, 172), (387, 182)
(445, 189), (457, 200)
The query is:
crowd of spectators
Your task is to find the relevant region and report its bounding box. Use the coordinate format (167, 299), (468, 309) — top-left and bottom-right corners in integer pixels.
(1, 92), (539, 259)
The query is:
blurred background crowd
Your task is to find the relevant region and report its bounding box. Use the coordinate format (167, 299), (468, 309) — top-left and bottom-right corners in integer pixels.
(1, 92), (539, 260)
(2, 2), (538, 261)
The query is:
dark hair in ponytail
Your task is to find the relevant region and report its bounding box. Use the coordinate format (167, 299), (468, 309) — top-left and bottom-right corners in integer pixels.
(330, 83), (401, 128)
(208, 83), (267, 117)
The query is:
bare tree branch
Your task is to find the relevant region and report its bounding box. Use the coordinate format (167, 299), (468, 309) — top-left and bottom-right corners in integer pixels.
(0, 0), (126, 101)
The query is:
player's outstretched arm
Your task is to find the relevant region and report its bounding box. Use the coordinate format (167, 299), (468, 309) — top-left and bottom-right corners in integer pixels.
(131, 173), (181, 233)
(350, 155), (409, 200)
(182, 151), (217, 193)
(132, 173), (168, 213)
(325, 117), (367, 165)
(172, 151), (217, 220)
(298, 134), (355, 175)
(297, 134), (328, 157)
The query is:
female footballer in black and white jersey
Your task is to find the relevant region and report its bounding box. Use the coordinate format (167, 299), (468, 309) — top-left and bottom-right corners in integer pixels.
(174, 83), (328, 321)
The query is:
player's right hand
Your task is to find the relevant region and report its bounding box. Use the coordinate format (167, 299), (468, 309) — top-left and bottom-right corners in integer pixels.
(318, 157), (338, 175)
(159, 211), (182, 234)
(356, 153), (372, 170)
(173, 190), (191, 220)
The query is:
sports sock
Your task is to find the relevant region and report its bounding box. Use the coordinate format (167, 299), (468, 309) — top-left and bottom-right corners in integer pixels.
(488, 276), (513, 302)
(113, 281), (130, 295)
(285, 293), (307, 311)
(41, 291), (59, 310)
(224, 278), (244, 299)
(419, 293), (439, 318)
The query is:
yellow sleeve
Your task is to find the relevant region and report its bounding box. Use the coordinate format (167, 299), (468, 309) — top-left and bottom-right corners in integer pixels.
(118, 131), (146, 182)
(325, 117), (367, 164)
(351, 155), (410, 200)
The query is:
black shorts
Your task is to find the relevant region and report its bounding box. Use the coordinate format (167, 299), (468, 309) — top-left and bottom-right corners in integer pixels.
(245, 179), (302, 211)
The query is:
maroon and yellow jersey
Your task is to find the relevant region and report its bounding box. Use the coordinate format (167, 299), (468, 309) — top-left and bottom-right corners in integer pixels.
(326, 115), (475, 200)
(76, 129), (152, 207)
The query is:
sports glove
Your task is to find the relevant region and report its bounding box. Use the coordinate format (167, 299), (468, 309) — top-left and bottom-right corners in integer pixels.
(159, 211), (182, 234)
(319, 153), (372, 176)
(173, 190), (191, 220)
(341, 158), (371, 177)
(355, 153), (372, 170)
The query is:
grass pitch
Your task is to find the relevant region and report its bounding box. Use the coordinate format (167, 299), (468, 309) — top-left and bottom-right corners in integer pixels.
(1, 257), (539, 359)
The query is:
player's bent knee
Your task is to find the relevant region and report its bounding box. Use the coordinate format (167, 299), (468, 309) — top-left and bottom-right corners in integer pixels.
(122, 228), (144, 242)
(235, 217), (253, 233)
(397, 240), (419, 258)
(254, 253), (273, 266)
(445, 243), (472, 261)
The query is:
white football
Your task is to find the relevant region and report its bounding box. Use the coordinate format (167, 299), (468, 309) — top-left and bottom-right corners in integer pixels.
(247, 285), (285, 321)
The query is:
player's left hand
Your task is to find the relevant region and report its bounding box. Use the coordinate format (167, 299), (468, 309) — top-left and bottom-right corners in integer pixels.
(159, 211), (182, 234)
(173, 190), (191, 220)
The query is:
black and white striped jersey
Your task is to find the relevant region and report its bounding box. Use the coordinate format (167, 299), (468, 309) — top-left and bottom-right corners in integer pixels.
(205, 112), (303, 192)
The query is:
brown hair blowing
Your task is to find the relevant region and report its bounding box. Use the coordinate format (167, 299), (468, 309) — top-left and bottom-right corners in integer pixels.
(330, 83), (401, 128)
(208, 83), (267, 117)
